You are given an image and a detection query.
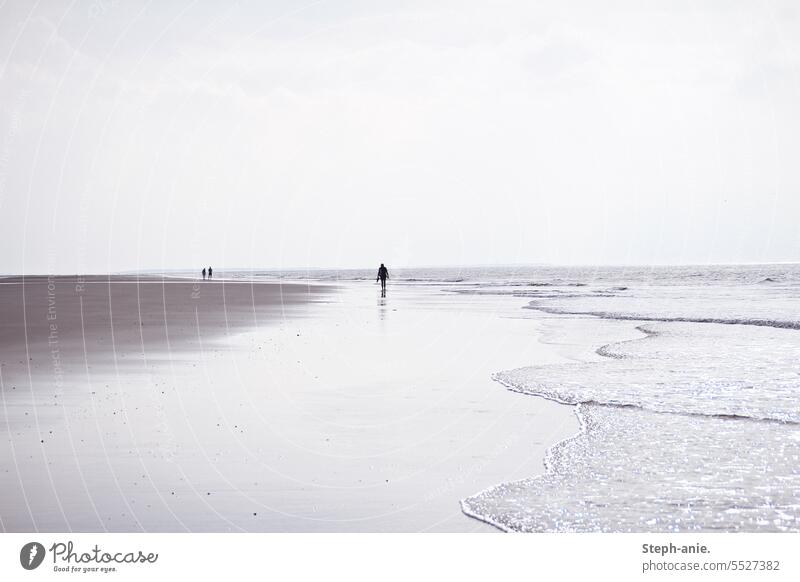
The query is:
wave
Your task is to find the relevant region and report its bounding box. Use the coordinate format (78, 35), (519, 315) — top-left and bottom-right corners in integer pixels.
(527, 302), (800, 330)
(462, 403), (800, 532)
(494, 321), (800, 423)
(524, 282), (587, 287)
(442, 280), (591, 288)
(465, 319), (800, 531)
(462, 268), (800, 532)
(449, 289), (612, 300)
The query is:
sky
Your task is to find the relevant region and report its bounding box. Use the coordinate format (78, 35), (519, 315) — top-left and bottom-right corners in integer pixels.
(1, 0), (799, 274)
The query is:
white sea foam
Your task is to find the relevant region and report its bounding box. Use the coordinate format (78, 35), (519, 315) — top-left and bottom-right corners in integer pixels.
(463, 404), (800, 532)
(497, 322), (800, 423)
(459, 265), (800, 532)
(526, 285), (800, 329)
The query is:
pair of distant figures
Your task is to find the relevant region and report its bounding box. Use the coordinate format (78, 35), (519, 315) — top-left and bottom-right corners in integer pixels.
(201, 267), (213, 280)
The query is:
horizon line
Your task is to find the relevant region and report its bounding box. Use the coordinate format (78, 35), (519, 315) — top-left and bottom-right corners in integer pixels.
(3, 260), (800, 277)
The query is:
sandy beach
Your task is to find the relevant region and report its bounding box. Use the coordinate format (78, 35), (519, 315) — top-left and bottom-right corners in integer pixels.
(0, 276), (577, 532)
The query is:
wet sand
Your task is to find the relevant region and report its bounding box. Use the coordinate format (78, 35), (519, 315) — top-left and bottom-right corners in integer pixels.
(0, 277), (576, 532)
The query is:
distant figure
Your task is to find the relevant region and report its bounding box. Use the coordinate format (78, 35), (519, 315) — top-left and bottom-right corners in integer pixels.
(376, 263), (389, 296)
(202, 268), (207, 280)
(208, 266), (213, 279)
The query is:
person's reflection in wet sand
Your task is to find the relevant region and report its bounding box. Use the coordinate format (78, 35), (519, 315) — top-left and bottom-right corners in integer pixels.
(378, 296), (387, 323)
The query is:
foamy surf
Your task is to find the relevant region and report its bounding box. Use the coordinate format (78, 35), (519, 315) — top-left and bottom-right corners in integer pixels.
(463, 403), (800, 532)
(525, 284), (800, 330)
(496, 322), (800, 423)
(460, 265), (800, 532)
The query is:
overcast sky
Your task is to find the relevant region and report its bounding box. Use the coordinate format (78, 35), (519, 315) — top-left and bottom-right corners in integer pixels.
(1, 0), (798, 274)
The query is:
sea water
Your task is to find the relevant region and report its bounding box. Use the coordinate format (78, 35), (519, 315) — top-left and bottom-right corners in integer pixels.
(455, 265), (800, 532)
(461, 403), (800, 532)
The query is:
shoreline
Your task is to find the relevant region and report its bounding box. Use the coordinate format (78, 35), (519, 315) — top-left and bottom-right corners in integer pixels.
(462, 310), (800, 532)
(459, 402), (589, 533)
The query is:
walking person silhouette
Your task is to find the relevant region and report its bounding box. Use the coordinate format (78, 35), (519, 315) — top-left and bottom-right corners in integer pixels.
(208, 266), (213, 279)
(376, 263), (389, 296)
(202, 267), (206, 280)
